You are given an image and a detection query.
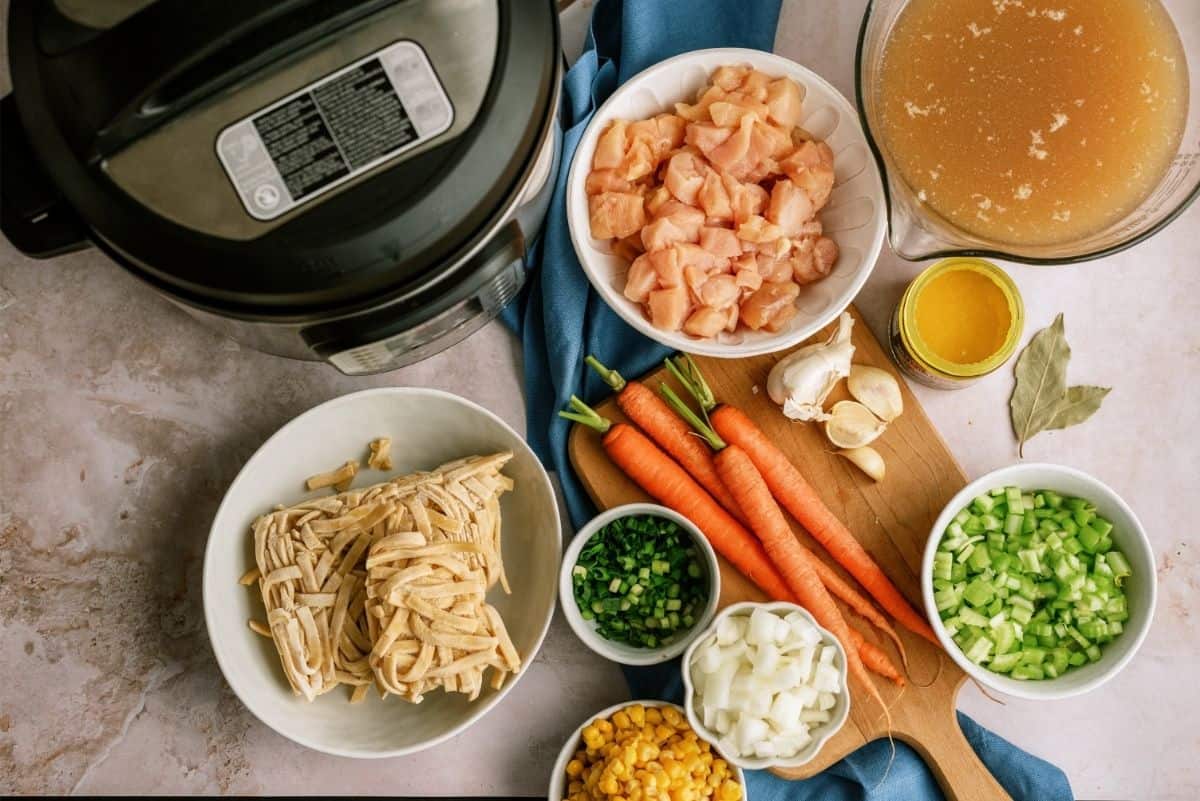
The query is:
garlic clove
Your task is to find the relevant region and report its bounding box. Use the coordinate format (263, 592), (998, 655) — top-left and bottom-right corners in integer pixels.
(837, 446), (886, 482)
(824, 401), (887, 449)
(847, 365), (904, 422)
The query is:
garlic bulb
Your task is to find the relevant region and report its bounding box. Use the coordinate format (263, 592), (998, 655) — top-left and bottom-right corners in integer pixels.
(824, 401), (886, 448)
(837, 447), (886, 482)
(847, 365), (904, 422)
(766, 312), (855, 422)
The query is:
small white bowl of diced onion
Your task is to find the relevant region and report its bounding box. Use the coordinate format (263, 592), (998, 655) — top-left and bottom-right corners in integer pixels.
(681, 602), (850, 770)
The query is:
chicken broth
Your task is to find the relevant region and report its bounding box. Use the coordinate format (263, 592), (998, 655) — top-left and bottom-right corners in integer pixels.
(877, 0), (1188, 247)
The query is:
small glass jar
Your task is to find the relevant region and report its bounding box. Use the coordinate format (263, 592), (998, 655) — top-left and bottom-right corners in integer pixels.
(888, 258), (1024, 390)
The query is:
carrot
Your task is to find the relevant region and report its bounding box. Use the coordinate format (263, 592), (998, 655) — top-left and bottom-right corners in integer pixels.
(713, 444), (881, 704)
(710, 404), (939, 646)
(559, 396), (793, 602)
(848, 626), (905, 686)
(810, 556), (909, 671)
(586, 356), (748, 525)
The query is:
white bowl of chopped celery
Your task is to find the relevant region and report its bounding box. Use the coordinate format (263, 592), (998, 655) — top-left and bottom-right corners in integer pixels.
(560, 503), (721, 666)
(923, 463), (1156, 700)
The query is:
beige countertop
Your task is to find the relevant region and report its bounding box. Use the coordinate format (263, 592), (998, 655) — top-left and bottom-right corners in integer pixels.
(1, 0), (1197, 797)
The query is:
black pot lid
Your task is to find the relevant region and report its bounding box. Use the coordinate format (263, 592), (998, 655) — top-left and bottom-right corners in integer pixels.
(7, 0), (559, 317)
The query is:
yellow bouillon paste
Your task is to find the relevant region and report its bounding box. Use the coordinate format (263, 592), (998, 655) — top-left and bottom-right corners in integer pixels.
(889, 259), (1023, 389)
(915, 268), (1012, 365)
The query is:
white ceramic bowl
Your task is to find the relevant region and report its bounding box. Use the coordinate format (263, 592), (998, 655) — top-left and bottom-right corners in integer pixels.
(559, 503), (720, 665)
(567, 47), (887, 358)
(202, 387), (561, 758)
(680, 601), (851, 770)
(547, 700), (746, 801)
(922, 462), (1156, 700)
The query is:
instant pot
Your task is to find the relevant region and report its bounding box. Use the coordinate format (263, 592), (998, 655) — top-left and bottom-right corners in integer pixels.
(1, 0), (561, 373)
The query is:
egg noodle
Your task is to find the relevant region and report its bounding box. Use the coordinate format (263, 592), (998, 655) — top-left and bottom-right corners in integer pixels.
(242, 449), (520, 704)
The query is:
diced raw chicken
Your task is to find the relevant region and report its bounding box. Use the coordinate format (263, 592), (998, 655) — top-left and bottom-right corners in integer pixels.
(618, 140), (656, 181)
(612, 233), (644, 263)
(737, 215), (784, 243)
(641, 216), (690, 252)
(764, 300), (799, 332)
(700, 274), (740, 308)
(757, 237), (793, 260)
(755, 252), (793, 283)
(780, 140), (836, 210)
(753, 121), (794, 159)
(664, 152), (706, 205)
(730, 252), (758, 273)
(653, 201), (705, 242)
(735, 267), (763, 292)
(645, 185), (673, 217)
(675, 84), (728, 122)
(765, 78), (804, 129)
(684, 263), (709, 301)
(594, 120), (628, 169)
(648, 247), (684, 288)
(647, 285), (691, 331)
(725, 303), (740, 332)
(708, 116), (758, 181)
(741, 281), (800, 330)
(655, 114), (687, 150)
(797, 220), (823, 237)
(711, 65), (751, 92)
(698, 170), (733, 222)
(585, 169), (634, 195)
(811, 236), (840, 279)
(699, 226), (742, 260)
(767, 179), (816, 237)
(708, 99), (769, 128)
(683, 306), (728, 338)
(686, 123), (733, 158)
(739, 70), (772, 102)
(623, 254), (657, 303)
(724, 175), (768, 223)
(589, 192), (645, 239)
(676, 242), (722, 272)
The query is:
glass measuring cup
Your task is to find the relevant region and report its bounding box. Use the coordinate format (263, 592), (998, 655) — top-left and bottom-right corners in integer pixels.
(856, 0), (1200, 264)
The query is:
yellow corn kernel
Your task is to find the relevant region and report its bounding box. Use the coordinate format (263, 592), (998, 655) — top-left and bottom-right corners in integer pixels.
(656, 724), (675, 741)
(717, 781), (742, 801)
(636, 741), (658, 763)
(612, 796), (627, 801)
(597, 718), (615, 735)
(600, 774), (620, 795)
(629, 786), (643, 801)
(646, 708), (663, 725)
(665, 762), (685, 781)
(628, 704), (646, 727)
(568, 780), (584, 793)
(613, 710), (632, 729)
(712, 760), (728, 776)
(706, 773), (722, 788)
(582, 726), (604, 750)
(699, 752), (713, 767)
(566, 759), (584, 778)
(662, 707), (682, 726)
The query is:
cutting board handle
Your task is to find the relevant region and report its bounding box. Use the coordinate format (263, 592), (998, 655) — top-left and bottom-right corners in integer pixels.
(902, 711), (1013, 801)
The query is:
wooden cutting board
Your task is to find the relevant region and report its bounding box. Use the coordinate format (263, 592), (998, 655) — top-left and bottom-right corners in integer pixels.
(567, 306), (1011, 801)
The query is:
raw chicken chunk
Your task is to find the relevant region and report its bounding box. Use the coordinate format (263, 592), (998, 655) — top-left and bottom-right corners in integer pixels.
(741, 281), (800, 330)
(589, 192), (645, 239)
(647, 285), (690, 331)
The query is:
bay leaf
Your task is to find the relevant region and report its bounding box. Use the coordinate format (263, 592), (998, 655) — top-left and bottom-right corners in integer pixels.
(1010, 313), (1070, 456)
(1046, 385), (1111, 430)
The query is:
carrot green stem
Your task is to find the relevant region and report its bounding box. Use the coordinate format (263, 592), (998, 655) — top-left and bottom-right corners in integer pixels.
(658, 383), (725, 451)
(558, 395), (612, 433)
(585, 355), (627, 392)
(665, 354), (716, 413)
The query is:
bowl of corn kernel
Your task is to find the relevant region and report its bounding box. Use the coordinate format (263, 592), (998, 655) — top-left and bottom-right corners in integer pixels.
(548, 700), (746, 801)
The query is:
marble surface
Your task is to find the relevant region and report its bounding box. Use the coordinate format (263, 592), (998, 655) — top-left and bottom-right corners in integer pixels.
(1, 0), (1197, 797)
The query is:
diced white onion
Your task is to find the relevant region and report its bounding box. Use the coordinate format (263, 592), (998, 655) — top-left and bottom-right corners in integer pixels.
(687, 608), (846, 761)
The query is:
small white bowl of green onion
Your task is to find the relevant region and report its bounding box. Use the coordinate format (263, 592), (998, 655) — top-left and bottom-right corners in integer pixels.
(560, 503), (721, 666)
(922, 463), (1156, 700)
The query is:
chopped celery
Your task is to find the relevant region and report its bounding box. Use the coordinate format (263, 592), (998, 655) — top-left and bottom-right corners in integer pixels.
(933, 486), (1132, 681)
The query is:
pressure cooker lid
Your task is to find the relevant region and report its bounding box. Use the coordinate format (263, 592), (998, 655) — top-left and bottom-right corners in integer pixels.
(7, 0), (559, 315)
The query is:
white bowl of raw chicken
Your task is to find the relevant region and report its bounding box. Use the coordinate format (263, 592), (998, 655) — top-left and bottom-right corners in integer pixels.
(567, 48), (887, 358)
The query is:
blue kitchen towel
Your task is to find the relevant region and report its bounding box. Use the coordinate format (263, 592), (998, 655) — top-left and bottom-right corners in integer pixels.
(502, 1), (1073, 799)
